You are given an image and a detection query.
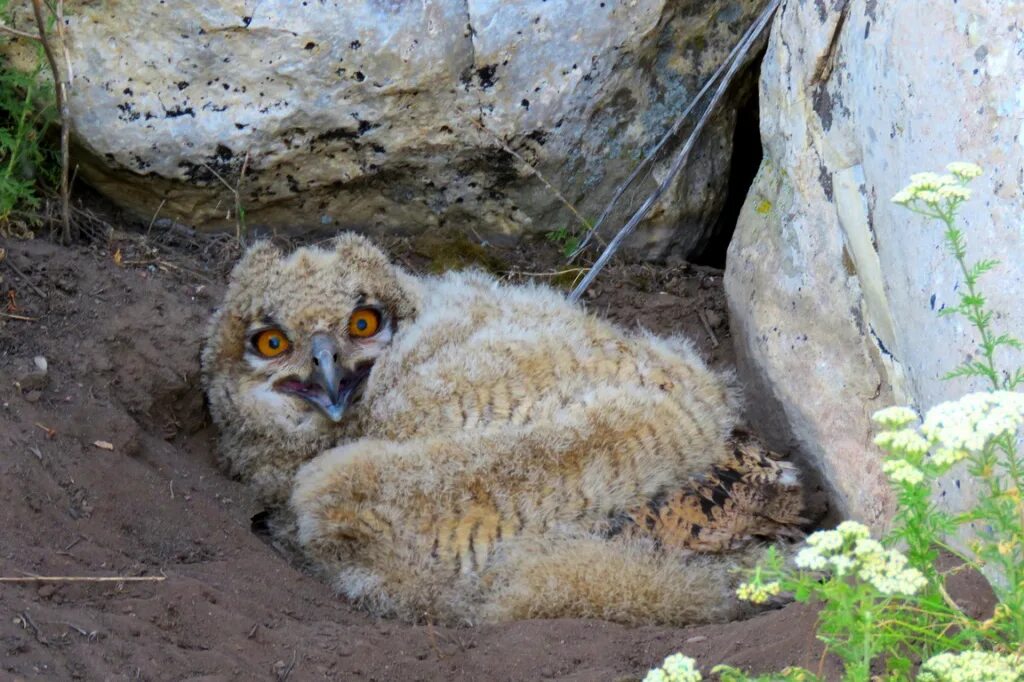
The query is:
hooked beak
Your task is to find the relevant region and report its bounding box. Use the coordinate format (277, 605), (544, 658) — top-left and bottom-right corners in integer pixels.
(274, 333), (370, 423)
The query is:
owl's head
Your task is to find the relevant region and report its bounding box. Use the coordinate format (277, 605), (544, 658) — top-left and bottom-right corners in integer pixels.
(201, 233), (419, 500)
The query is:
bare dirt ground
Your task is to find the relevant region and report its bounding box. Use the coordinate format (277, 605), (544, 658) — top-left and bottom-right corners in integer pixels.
(1, 223), (845, 681)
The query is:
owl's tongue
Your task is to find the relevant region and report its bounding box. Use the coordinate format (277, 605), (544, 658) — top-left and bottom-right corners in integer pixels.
(275, 371), (368, 423)
(274, 333), (371, 423)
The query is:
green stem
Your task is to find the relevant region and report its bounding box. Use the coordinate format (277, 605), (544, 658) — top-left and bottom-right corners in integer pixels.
(941, 212), (1001, 390)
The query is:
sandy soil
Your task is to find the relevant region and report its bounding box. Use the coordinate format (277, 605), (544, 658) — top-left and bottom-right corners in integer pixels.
(2, 228), (845, 681)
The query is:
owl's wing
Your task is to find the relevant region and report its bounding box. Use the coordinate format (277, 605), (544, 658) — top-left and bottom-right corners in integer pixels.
(616, 433), (809, 553)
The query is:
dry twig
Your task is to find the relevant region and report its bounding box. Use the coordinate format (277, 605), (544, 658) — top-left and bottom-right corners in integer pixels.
(147, 198), (167, 236)
(275, 649), (298, 682)
(33, 422), (56, 438)
(0, 575), (166, 583)
(2, 255), (47, 300)
(202, 151), (250, 242)
(30, 0), (72, 243)
(0, 311), (37, 321)
(0, 24), (42, 41)
(698, 308), (720, 349)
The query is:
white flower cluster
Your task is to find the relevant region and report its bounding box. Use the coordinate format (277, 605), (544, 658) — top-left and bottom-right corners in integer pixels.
(735, 579), (781, 604)
(921, 391), (1024, 465)
(918, 650), (1023, 682)
(875, 428), (930, 457)
(872, 406), (919, 429)
(794, 522), (926, 595)
(643, 654), (702, 682)
(881, 458), (925, 485)
(891, 163), (980, 206)
(946, 162), (984, 180)
(873, 392), (1024, 471)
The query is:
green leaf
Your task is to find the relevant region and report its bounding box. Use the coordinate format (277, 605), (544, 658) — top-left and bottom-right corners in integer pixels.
(792, 582), (812, 602)
(970, 259), (1000, 277)
(959, 293), (985, 308)
(991, 334), (1024, 350)
(942, 364), (990, 382)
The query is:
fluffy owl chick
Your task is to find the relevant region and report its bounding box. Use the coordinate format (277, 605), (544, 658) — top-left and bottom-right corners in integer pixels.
(203, 234), (799, 625)
(202, 235), (420, 505)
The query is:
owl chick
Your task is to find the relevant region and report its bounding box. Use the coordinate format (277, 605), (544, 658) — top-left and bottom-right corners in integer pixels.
(202, 234), (806, 625)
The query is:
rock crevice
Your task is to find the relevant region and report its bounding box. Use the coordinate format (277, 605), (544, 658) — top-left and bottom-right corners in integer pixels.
(727, 0), (1024, 530)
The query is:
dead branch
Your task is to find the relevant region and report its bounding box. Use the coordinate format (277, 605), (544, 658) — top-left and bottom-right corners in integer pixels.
(0, 311), (38, 321)
(275, 649), (298, 682)
(146, 198), (167, 236)
(0, 575), (166, 583)
(2, 254), (48, 300)
(566, 24), (748, 265)
(0, 24), (42, 41)
(30, 0), (72, 244)
(201, 150), (250, 242)
(568, 0), (780, 302)
(698, 308), (720, 348)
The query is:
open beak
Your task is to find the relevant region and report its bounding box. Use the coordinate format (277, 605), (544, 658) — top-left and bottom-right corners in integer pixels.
(274, 333), (370, 423)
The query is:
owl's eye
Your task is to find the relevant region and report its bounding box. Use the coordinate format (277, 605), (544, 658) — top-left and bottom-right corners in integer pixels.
(252, 328), (291, 358)
(349, 307), (381, 338)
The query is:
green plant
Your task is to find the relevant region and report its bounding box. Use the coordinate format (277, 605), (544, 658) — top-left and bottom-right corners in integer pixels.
(545, 224), (584, 259)
(646, 164), (1024, 681)
(883, 163), (1024, 649)
(0, 0), (59, 237)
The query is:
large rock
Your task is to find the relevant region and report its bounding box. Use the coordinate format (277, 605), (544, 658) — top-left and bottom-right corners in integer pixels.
(6, 0), (766, 257)
(726, 0), (1024, 529)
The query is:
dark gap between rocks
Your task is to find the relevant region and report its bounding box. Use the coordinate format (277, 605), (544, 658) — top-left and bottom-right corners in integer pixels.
(692, 47), (765, 269)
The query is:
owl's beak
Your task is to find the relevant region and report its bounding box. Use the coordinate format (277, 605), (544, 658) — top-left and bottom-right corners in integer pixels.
(275, 333), (369, 423)
(309, 334), (347, 421)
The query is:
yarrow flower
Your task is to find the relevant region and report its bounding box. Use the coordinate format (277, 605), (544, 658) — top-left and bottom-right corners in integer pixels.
(795, 545), (828, 571)
(852, 537), (885, 557)
(910, 172), (949, 190)
(937, 184), (972, 201)
(946, 161), (983, 180)
(874, 428), (930, 457)
(921, 391), (1024, 458)
(882, 458), (925, 485)
(854, 540), (927, 595)
(736, 580), (781, 604)
(873, 393), (1024, 471)
(891, 163), (980, 207)
(643, 654), (702, 682)
(807, 529), (844, 551)
(829, 555), (855, 577)
(835, 521), (871, 540)
(918, 650), (1023, 682)
(933, 447), (971, 467)
(872, 406), (919, 429)
(793, 523), (925, 595)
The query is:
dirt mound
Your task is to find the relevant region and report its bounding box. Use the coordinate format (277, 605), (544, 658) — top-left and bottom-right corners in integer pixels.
(0, 235), (839, 680)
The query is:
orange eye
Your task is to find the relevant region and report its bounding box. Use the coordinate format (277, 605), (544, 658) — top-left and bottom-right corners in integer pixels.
(349, 307), (381, 338)
(253, 328), (291, 357)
